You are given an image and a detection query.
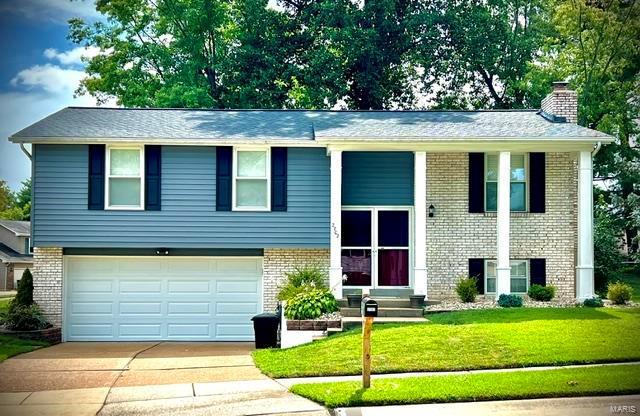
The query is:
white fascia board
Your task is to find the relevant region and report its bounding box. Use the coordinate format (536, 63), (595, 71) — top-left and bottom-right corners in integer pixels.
(8, 136), (324, 147)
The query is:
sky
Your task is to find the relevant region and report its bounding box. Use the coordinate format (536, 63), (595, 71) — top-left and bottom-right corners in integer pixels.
(0, 0), (105, 190)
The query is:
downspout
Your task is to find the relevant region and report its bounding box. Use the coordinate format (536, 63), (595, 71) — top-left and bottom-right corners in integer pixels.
(592, 141), (602, 157)
(20, 143), (32, 160)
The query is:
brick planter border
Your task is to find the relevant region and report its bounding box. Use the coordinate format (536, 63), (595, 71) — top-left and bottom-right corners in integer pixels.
(287, 320), (341, 331)
(0, 326), (61, 344)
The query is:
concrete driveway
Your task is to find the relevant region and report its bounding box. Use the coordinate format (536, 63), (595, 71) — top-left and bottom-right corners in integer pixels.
(0, 342), (327, 416)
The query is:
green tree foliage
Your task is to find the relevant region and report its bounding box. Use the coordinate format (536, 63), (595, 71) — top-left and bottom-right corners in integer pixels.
(12, 268), (34, 310)
(0, 179), (30, 221)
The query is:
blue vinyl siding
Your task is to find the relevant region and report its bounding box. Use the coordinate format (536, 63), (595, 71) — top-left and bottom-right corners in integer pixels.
(342, 152), (414, 205)
(32, 145), (329, 248)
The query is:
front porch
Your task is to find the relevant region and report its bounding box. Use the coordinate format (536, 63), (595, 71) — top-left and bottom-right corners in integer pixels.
(326, 149), (596, 301)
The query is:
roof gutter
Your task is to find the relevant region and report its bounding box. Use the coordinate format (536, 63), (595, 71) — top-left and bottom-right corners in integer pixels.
(592, 141), (602, 157)
(19, 143), (31, 160)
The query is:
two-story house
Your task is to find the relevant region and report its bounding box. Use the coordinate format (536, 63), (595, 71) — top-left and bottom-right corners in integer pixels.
(8, 82), (612, 342)
(0, 220), (33, 291)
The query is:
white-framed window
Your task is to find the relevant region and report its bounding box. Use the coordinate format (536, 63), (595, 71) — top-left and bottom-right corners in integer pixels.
(25, 237), (33, 254)
(485, 259), (529, 294)
(233, 148), (270, 211)
(105, 145), (144, 210)
(485, 153), (527, 212)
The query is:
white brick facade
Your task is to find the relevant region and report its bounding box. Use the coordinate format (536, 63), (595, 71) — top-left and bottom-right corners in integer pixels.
(541, 82), (578, 123)
(32, 247), (63, 327)
(263, 248), (330, 311)
(425, 152), (578, 299)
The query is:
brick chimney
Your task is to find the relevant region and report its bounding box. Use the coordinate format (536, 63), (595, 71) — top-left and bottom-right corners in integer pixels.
(540, 81), (578, 123)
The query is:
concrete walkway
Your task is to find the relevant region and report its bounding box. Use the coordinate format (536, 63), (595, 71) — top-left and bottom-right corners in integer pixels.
(335, 394), (640, 416)
(277, 361), (640, 387)
(0, 342), (328, 416)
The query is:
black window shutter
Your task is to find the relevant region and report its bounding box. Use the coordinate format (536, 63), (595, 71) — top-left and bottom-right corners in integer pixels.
(530, 258), (546, 286)
(216, 147), (233, 211)
(271, 147), (287, 211)
(88, 144), (105, 210)
(469, 258), (485, 294)
(145, 145), (161, 211)
(468, 153), (485, 213)
(529, 153), (545, 213)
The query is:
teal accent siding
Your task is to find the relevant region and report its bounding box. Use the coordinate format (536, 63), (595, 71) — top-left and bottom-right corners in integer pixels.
(33, 145), (329, 248)
(342, 152), (414, 205)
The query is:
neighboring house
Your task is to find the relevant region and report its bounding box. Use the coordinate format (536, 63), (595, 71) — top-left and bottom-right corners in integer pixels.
(8, 82), (613, 342)
(0, 220), (33, 291)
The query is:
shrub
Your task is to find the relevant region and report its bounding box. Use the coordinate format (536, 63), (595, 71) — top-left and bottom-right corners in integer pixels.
(607, 281), (633, 305)
(455, 276), (478, 303)
(527, 284), (556, 301)
(277, 265), (328, 301)
(12, 268), (34, 310)
(1, 304), (50, 331)
(497, 294), (523, 308)
(284, 288), (338, 320)
(583, 297), (604, 307)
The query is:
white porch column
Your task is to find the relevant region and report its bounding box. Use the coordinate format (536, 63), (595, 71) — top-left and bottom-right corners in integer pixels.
(496, 151), (511, 297)
(577, 150), (595, 300)
(413, 152), (428, 296)
(329, 150), (343, 299)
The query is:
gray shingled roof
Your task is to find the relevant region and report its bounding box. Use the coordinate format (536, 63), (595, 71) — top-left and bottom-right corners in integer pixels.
(0, 221), (30, 237)
(10, 107), (612, 142)
(0, 243), (32, 264)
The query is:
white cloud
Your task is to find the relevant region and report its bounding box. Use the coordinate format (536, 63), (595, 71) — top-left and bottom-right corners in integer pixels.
(10, 64), (86, 94)
(0, 0), (100, 24)
(44, 46), (102, 65)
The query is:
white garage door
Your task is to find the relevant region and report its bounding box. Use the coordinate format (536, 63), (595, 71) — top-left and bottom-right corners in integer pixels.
(64, 256), (262, 341)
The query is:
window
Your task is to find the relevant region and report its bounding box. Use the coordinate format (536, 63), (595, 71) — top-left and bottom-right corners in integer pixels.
(485, 260), (529, 294)
(233, 148), (270, 210)
(106, 146), (144, 209)
(485, 154), (527, 212)
(25, 237), (33, 254)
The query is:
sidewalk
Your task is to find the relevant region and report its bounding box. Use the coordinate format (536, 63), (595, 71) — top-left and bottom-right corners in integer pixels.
(276, 361), (640, 387)
(334, 394), (640, 416)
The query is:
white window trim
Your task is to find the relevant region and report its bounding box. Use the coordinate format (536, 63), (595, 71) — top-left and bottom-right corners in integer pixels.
(26, 237), (33, 254)
(232, 147), (271, 211)
(485, 259), (529, 294)
(484, 153), (529, 212)
(105, 145), (145, 210)
(341, 206), (413, 289)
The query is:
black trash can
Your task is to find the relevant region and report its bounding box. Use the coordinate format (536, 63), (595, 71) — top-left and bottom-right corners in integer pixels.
(251, 313), (280, 349)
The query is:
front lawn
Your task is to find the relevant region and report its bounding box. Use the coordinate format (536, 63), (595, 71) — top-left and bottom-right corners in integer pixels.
(253, 307), (640, 378)
(0, 298), (48, 362)
(291, 364), (640, 408)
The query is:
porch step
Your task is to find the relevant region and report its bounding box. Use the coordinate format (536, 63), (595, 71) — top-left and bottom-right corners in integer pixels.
(340, 307), (424, 318)
(338, 298), (440, 308)
(343, 288), (415, 297)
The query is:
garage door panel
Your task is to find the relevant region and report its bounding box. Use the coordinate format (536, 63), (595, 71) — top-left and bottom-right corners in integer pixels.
(65, 256), (262, 341)
(216, 302), (259, 316)
(168, 302), (210, 315)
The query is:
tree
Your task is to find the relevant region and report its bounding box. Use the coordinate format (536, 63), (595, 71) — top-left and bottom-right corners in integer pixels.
(0, 179), (31, 221)
(70, 0), (296, 108)
(547, 0), (640, 255)
(413, 0), (552, 109)
(0, 180), (14, 212)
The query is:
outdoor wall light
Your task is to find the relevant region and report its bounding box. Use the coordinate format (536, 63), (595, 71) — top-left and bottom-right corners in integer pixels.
(428, 204), (435, 218)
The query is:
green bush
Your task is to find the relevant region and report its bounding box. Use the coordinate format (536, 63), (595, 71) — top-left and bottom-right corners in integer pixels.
(1, 304), (50, 331)
(583, 297), (604, 307)
(11, 268), (34, 310)
(284, 288), (338, 320)
(607, 281), (633, 305)
(497, 294), (523, 308)
(455, 276), (478, 303)
(277, 265), (328, 301)
(527, 284), (556, 301)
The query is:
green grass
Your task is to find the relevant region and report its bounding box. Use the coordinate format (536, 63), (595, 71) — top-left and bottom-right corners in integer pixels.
(253, 307), (640, 378)
(0, 298), (48, 362)
(290, 364), (640, 408)
(0, 335), (47, 362)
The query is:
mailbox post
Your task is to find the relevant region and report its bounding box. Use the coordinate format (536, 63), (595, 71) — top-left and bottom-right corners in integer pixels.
(361, 296), (378, 388)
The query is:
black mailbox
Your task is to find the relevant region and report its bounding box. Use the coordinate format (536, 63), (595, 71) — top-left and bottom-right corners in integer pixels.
(361, 296), (378, 317)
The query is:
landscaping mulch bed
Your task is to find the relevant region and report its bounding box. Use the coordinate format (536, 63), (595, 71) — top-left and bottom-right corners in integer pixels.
(0, 326), (61, 344)
(425, 299), (638, 313)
